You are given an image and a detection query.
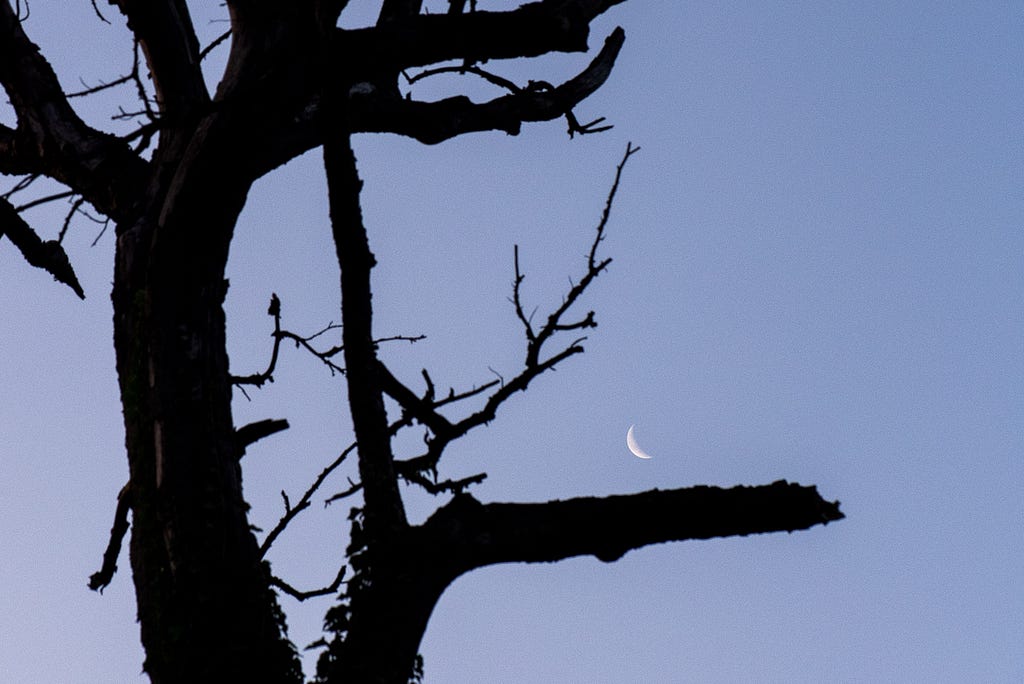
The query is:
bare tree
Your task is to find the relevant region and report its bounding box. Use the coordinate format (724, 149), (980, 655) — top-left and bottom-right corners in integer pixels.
(0, 2), (842, 683)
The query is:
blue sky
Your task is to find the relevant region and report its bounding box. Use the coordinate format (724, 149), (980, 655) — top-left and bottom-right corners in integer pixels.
(2, 2), (1022, 681)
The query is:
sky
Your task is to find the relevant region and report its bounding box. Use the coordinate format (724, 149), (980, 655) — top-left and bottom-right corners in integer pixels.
(1, 2), (1022, 682)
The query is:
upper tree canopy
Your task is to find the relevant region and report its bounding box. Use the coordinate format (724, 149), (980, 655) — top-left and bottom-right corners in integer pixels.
(0, 1), (627, 236)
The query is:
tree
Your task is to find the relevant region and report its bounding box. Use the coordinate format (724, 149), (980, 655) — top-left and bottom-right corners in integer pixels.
(0, 2), (843, 682)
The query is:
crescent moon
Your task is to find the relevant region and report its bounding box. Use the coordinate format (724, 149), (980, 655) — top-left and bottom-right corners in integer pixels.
(626, 425), (653, 460)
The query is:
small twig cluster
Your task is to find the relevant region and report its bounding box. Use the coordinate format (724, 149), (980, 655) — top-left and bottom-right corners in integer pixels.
(231, 293), (425, 399)
(68, 38), (162, 154)
(386, 142), (639, 491)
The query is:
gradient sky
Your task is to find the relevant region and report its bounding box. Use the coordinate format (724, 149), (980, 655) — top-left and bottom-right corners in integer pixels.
(2, 2), (1022, 682)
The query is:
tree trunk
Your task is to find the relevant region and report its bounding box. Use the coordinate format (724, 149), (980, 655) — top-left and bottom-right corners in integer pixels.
(318, 527), (459, 684)
(111, 114), (302, 683)
(322, 554), (451, 683)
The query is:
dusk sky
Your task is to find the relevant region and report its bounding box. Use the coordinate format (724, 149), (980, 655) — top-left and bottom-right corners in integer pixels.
(2, 2), (1022, 682)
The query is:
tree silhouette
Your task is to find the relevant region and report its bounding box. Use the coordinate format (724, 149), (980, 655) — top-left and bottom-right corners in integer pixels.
(0, 2), (842, 682)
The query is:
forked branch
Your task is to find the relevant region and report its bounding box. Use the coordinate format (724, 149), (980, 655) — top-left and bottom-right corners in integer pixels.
(232, 293), (424, 394)
(395, 143), (638, 484)
(270, 564), (347, 602)
(523, 140), (639, 367)
(259, 444), (359, 558)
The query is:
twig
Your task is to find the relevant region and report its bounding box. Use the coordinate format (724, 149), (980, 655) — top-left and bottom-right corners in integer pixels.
(232, 294), (286, 388)
(511, 245), (535, 342)
(13, 190), (75, 213)
(566, 111), (613, 137)
(89, 0), (110, 24)
(68, 73), (133, 99)
(199, 29), (232, 61)
(58, 196), (86, 242)
(405, 64), (521, 92)
(325, 479), (363, 506)
(90, 218), (112, 247)
(1, 174), (40, 200)
(259, 443), (358, 557)
(270, 564), (346, 601)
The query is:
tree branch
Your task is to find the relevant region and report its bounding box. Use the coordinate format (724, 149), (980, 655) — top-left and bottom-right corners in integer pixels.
(425, 481), (844, 573)
(88, 483), (133, 592)
(395, 143), (635, 481)
(377, 362), (455, 438)
(153, 5), (627, 185)
(270, 564), (347, 601)
(106, 0), (209, 116)
(235, 418), (290, 455)
(259, 444), (359, 558)
(346, 27), (625, 144)
(0, 2), (147, 219)
(336, 0), (626, 72)
(324, 120), (408, 537)
(0, 197), (85, 298)
(524, 141), (638, 366)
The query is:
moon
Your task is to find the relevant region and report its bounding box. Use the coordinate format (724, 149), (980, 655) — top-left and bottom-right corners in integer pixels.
(626, 425), (653, 459)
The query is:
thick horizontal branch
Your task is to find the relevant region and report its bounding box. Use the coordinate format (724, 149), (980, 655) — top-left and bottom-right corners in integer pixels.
(337, 0), (625, 72)
(424, 481), (844, 572)
(346, 27), (624, 144)
(176, 7), (627, 182)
